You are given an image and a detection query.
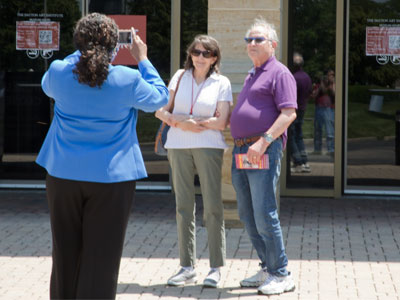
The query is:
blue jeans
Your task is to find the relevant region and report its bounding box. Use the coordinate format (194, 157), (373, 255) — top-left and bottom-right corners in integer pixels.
(231, 139), (288, 276)
(289, 109), (308, 165)
(314, 106), (334, 153)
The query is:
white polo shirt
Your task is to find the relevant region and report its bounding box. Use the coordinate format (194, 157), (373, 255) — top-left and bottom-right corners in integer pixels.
(165, 69), (233, 149)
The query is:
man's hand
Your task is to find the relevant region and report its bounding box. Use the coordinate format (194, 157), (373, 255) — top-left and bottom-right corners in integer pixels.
(247, 138), (269, 165)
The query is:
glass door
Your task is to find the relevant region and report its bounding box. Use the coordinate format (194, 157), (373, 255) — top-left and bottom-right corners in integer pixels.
(0, 0), (80, 186)
(87, 0), (208, 186)
(285, 0), (336, 194)
(345, 0), (400, 195)
(88, 0), (173, 185)
(0, 0), (209, 188)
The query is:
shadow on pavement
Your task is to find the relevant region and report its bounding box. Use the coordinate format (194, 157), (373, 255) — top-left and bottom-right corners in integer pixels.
(117, 283), (257, 299)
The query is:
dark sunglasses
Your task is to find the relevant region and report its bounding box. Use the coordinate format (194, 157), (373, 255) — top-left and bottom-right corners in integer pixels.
(191, 49), (214, 58)
(244, 37), (267, 44)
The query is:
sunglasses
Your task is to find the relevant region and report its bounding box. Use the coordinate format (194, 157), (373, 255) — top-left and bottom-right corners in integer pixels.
(244, 37), (268, 44)
(191, 49), (214, 58)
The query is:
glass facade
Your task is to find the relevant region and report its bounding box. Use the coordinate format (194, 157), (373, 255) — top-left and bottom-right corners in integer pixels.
(1, 0), (398, 197)
(286, 0), (336, 190)
(285, 0), (400, 196)
(345, 0), (400, 195)
(0, 0), (207, 188)
(0, 0), (81, 184)
(87, 0), (173, 183)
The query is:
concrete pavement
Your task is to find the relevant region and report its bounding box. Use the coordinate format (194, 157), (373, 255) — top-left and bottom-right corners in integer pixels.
(0, 190), (399, 300)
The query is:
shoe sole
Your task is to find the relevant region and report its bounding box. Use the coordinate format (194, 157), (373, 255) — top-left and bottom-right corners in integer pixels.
(167, 277), (197, 286)
(257, 284), (296, 295)
(203, 281), (218, 288)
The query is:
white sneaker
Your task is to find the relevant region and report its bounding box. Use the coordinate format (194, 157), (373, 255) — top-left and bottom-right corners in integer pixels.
(301, 163), (311, 173)
(240, 268), (268, 287)
(257, 273), (295, 295)
(203, 268), (221, 288)
(290, 164), (302, 173)
(167, 267), (197, 286)
(291, 164), (311, 173)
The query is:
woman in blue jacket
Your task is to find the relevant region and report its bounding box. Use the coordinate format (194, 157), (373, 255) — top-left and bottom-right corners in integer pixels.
(36, 13), (168, 299)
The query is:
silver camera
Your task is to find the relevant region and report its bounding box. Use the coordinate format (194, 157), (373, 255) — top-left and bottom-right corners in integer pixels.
(118, 30), (132, 45)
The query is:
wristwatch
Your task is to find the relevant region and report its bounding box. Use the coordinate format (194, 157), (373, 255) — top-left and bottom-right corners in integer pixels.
(262, 132), (274, 143)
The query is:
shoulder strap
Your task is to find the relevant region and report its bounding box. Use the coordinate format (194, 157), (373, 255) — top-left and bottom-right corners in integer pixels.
(169, 70), (185, 113)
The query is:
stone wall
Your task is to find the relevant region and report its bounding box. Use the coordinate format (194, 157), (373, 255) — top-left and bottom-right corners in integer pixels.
(208, 0), (282, 204)
(208, 0), (282, 93)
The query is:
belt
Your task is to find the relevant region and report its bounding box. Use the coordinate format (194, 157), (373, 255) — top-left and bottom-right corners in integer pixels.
(234, 136), (261, 147)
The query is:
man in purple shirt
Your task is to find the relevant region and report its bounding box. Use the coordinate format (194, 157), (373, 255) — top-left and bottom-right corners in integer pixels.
(289, 53), (312, 173)
(230, 18), (297, 296)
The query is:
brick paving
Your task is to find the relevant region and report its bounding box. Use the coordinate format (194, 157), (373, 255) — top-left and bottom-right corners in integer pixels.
(0, 190), (399, 300)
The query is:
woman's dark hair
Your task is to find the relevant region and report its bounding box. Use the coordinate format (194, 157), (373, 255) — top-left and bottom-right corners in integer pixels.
(184, 35), (221, 77)
(72, 13), (118, 88)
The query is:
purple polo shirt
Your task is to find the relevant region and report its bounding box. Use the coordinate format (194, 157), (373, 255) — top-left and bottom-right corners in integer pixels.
(230, 56), (297, 148)
(293, 69), (312, 111)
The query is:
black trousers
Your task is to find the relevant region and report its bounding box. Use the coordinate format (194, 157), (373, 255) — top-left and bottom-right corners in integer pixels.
(46, 174), (136, 299)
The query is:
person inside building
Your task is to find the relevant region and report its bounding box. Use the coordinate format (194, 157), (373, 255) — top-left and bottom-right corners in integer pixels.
(312, 69), (335, 156)
(155, 34), (232, 288)
(230, 17), (297, 295)
(36, 13), (168, 299)
(289, 52), (312, 173)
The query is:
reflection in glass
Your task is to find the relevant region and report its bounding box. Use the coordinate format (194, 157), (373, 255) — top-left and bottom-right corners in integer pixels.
(0, 0), (80, 181)
(89, 0), (208, 183)
(346, 0), (400, 193)
(287, 0), (336, 189)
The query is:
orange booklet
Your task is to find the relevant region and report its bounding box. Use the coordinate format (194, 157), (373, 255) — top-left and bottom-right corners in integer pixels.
(235, 154), (269, 169)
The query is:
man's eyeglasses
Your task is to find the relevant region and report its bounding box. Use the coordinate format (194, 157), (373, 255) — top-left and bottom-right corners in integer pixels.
(244, 37), (268, 44)
(191, 49), (214, 58)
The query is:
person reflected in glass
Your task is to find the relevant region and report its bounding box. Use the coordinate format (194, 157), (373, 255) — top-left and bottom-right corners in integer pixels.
(155, 34), (232, 288)
(312, 69), (335, 156)
(289, 52), (312, 173)
(230, 18), (297, 296)
(36, 13), (168, 299)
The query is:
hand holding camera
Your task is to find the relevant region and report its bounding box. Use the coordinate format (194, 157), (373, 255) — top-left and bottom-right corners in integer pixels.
(118, 27), (147, 63)
(118, 30), (133, 45)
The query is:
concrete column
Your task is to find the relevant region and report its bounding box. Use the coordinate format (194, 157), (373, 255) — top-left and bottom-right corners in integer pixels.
(171, 0), (181, 77)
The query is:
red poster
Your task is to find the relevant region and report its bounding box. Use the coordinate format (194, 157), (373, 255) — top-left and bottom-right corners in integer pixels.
(108, 15), (147, 65)
(16, 21), (60, 50)
(366, 26), (400, 56)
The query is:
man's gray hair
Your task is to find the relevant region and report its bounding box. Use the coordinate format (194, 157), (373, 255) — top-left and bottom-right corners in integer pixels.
(246, 17), (279, 43)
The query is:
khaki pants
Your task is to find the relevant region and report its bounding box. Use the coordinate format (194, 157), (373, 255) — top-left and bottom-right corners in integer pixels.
(168, 148), (226, 268)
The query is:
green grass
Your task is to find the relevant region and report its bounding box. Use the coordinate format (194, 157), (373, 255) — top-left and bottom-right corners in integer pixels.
(303, 100), (315, 139)
(136, 111), (161, 143)
(347, 99), (398, 139)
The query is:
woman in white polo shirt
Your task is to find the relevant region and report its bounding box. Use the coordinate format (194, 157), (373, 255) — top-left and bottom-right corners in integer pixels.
(155, 34), (232, 288)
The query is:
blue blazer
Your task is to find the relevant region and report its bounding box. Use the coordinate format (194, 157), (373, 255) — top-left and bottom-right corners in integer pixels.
(37, 51), (169, 183)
